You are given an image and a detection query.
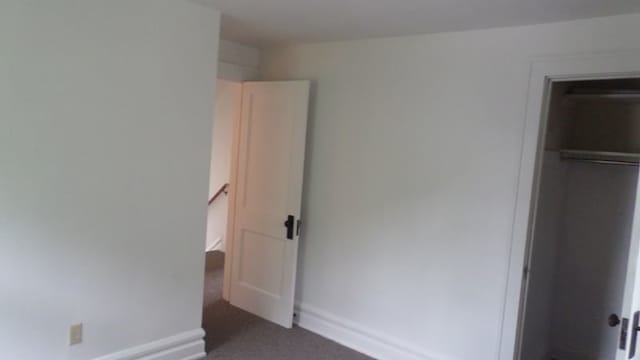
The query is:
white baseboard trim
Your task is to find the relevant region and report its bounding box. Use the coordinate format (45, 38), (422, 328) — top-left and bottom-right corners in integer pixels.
(294, 303), (449, 360)
(93, 328), (206, 360)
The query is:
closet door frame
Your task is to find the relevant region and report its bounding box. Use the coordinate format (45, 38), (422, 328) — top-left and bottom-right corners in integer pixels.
(500, 51), (640, 360)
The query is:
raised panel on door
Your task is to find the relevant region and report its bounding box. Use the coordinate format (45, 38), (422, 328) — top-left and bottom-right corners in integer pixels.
(229, 81), (309, 328)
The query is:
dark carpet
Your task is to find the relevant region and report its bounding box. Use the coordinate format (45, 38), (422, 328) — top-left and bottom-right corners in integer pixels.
(202, 251), (373, 360)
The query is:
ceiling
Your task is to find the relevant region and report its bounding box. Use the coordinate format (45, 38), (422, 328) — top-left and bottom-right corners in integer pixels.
(210, 0), (640, 47)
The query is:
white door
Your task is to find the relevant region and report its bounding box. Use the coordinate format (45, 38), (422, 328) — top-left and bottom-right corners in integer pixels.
(228, 81), (310, 328)
(618, 171), (640, 360)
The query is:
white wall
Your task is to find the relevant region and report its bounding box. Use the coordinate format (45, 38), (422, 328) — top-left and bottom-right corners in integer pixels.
(0, 1), (219, 359)
(218, 40), (260, 81)
(260, 13), (640, 360)
(207, 80), (242, 251)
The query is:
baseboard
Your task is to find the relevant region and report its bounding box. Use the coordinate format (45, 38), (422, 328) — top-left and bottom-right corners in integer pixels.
(93, 328), (206, 360)
(294, 303), (447, 360)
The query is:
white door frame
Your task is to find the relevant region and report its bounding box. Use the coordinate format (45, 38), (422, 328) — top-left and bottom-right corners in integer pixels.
(499, 50), (640, 360)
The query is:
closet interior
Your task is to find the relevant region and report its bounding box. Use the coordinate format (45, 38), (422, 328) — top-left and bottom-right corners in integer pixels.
(520, 78), (640, 360)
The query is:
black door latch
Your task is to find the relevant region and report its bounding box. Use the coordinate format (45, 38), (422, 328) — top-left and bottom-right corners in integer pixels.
(284, 215), (295, 240)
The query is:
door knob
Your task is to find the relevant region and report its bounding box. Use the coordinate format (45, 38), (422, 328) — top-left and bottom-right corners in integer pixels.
(609, 313), (621, 327)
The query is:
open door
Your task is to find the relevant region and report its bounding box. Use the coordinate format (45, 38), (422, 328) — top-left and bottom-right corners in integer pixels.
(618, 172), (640, 360)
(227, 81), (310, 328)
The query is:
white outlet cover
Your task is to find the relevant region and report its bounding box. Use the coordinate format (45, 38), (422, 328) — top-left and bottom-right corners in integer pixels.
(69, 323), (83, 346)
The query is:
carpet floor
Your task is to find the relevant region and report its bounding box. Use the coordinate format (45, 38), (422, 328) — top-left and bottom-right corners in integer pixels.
(202, 251), (373, 359)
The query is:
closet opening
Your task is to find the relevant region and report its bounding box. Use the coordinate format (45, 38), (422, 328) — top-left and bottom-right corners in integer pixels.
(519, 78), (640, 360)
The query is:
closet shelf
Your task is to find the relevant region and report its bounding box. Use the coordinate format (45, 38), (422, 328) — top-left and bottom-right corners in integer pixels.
(565, 90), (640, 102)
(559, 149), (640, 166)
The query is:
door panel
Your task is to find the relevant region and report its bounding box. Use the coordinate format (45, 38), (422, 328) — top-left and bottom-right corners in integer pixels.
(229, 81), (310, 328)
(618, 168), (640, 360)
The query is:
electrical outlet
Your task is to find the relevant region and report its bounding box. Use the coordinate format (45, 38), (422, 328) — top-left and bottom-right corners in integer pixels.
(69, 323), (83, 346)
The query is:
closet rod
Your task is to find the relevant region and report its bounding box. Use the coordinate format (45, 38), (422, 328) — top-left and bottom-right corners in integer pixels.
(559, 150), (640, 167)
(562, 158), (639, 167)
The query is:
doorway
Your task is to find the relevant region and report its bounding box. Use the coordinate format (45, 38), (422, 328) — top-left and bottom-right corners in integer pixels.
(200, 79), (372, 358)
(203, 80), (311, 328)
(202, 78), (242, 351)
(517, 78), (640, 359)
(206, 80), (241, 254)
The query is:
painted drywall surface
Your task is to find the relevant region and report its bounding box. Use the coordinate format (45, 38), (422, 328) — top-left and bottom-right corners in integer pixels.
(260, 13), (640, 359)
(520, 152), (568, 360)
(0, 1), (219, 360)
(218, 40), (260, 81)
(207, 80), (242, 251)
